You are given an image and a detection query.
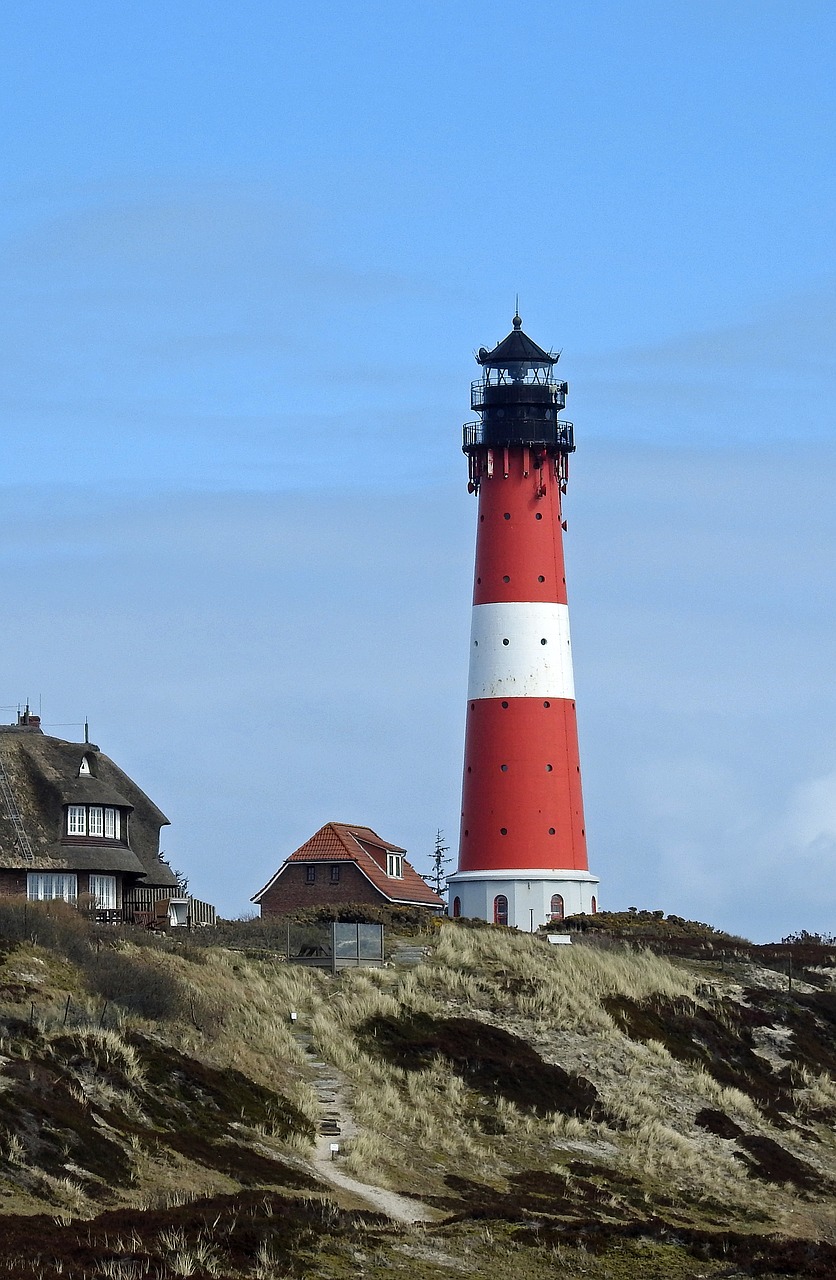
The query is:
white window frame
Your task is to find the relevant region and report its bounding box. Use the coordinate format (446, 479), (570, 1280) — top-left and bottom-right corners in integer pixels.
(27, 873), (78, 903)
(89, 874), (116, 910)
(386, 853), (403, 878)
(67, 806), (86, 836)
(88, 806), (104, 837)
(104, 807), (120, 839)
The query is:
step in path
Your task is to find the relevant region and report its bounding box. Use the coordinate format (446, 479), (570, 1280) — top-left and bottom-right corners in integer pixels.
(390, 944), (432, 967)
(294, 1029), (435, 1223)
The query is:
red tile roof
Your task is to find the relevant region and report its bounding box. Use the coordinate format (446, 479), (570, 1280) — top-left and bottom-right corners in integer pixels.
(252, 821), (444, 908)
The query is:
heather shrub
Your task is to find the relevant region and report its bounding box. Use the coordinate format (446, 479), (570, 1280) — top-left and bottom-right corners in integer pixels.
(0, 898), (94, 960)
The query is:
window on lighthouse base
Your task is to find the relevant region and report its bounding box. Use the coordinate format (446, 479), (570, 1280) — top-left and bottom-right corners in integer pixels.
(493, 895), (508, 927)
(550, 893), (564, 921)
(452, 896), (461, 918)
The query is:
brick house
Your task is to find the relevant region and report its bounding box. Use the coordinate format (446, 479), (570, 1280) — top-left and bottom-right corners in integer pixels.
(0, 710), (181, 920)
(252, 821), (445, 916)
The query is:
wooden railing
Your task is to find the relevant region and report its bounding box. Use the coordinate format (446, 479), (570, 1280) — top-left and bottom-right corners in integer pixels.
(122, 887), (216, 928)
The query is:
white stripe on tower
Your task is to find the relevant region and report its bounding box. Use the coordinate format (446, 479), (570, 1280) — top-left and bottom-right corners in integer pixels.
(467, 601), (575, 701)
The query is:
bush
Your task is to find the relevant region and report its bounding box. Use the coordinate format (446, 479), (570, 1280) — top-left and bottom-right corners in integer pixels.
(187, 903), (440, 949)
(84, 946), (192, 1021)
(781, 928), (836, 946)
(0, 898), (94, 961)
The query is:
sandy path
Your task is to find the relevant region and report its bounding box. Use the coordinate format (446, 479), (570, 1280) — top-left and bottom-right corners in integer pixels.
(305, 1051), (438, 1224)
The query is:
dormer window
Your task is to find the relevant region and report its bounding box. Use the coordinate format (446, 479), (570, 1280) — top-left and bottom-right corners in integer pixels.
(67, 805), (86, 835)
(386, 853), (403, 878)
(65, 805), (122, 840)
(78, 753), (97, 777)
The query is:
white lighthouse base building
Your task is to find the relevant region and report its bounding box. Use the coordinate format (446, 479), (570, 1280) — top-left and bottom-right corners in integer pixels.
(446, 869), (600, 932)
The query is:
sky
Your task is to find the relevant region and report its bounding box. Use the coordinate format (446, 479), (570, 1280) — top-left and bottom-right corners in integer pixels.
(1, 2), (835, 940)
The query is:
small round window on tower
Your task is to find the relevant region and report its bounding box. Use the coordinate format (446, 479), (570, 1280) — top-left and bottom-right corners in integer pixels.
(504, 513), (511, 521)
(535, 513), (543, 520)
(501, 701), (509, 709)
(500, 827), (507, 835)
(502, 575), (510, 583)
(500, 764), (508, 772)
(549, 827), (556, 835)
(502, 638), (509, 646)
(538, 575), (545, 582)
(545, 764), (553, 772)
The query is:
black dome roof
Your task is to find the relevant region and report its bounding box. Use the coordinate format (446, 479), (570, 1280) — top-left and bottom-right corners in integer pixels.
(476, 313), (558, 367)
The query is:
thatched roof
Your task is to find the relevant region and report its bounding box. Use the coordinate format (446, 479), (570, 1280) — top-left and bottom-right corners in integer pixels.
(0, 724), (177, 885)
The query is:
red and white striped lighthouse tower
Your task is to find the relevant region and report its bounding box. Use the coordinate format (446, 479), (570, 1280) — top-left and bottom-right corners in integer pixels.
(447, 313), (599, 930)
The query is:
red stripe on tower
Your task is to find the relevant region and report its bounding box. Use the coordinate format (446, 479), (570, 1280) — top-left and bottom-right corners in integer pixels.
(447, 313), (599, 930)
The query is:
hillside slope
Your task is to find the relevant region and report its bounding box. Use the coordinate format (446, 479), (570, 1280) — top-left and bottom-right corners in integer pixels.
(0, 906), (835, 1278)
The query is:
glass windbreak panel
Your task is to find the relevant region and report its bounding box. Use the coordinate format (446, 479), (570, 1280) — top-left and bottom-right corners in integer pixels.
(288, 924), (331, 959)
(334, 923), (360, 958)
(358, 923), (383, 960)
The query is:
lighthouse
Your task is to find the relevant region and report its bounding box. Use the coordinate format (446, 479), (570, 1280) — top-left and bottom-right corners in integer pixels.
(447, 313), (599, 930)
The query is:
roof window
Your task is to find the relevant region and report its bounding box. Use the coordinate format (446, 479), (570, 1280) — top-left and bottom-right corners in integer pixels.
(65, 805), (121, 840)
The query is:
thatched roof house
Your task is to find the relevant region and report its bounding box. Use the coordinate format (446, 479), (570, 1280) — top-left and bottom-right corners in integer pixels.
(0, 710), (178, 919)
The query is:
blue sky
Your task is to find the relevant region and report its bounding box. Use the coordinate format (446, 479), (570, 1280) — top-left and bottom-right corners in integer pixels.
(1, 2), (835, 939)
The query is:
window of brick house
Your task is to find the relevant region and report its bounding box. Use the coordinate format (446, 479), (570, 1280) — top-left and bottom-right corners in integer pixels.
(90, 874), (116, 910)
(305, 866), (316, 884)
(27, 873), (77, 903)
(386, 854), (403, 878)
(330, 865), (340, 883)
